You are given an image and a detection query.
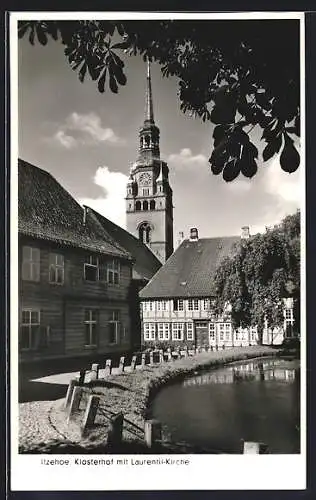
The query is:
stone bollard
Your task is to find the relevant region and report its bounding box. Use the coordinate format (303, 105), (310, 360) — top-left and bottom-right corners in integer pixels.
(78, 369), (86, 385)
(166, 348), (172, 361)
(144, 419), (162, 448)
(159, 350), (164, 363)
(243, 441), (267, 454)
(90, 363), (99, 380)
(107, 412), (124, 448)
(149, 351), (154, 365)
(141, 352), (146, 367)
(67, 386), (83, 422)
(104, 359), (112, 376)
(81, 395), (100, 436)
(64, 378), (78, 409)
(118, 356), (125, 374)
(130, 355), (137, 371)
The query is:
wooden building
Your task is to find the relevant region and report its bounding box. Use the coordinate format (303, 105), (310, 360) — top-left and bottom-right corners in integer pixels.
(139, 228), (295, 348)
(18, 159), (139, 362)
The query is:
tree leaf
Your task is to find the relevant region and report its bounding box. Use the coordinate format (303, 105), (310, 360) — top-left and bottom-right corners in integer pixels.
(98, 68), (107, 93)
(36, 25), (48, 45)
(280, 135), (300, 173)
(262, 134), (282, 162)
(79, 63), (87, 83)
(109, 72), (118, 93)
(18, 22), (31, 39)
(223, 158), (241, 182)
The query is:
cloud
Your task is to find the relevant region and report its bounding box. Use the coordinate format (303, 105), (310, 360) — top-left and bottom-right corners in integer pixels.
(79, 166), (128, 228)
(47, 112), (123, 149)
(226, 179), (252, 193)
(167, 148), (208, 169)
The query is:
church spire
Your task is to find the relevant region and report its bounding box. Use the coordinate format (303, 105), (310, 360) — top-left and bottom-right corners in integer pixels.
(144, 60), (154, 124)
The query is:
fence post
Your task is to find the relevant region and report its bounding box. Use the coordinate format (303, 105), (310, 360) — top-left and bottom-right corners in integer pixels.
(67, 386), (83, 422)
(118, 356), (125, 374)
(243, 441), (267, 454)
(159, 350), (164, 363)
(141, 352), (146, 367)
(144, 419), (162, 448)
(130, 355), (137, 371)
(167, 348), (172, 361)
(81, 395), (100, 436)
(64, 378), (78, 409)
(91, 363), (99, 380)
(107, 412), (124, 448)
(104, 359), (112, 376)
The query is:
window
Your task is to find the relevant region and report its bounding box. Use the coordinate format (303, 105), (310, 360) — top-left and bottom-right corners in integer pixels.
(139, 222), (152, 244)
(186, 322), (194, 341)
(202, 299), (210, 311)
(188, 299), (199, 311)
(209, 323), (216, 341)
(107, 259), (120, 284)
(143, 200), (149, 210)
(172, 322), (184, 340)
(158, 323), (170, 340)
(20, 310), (40, 350)
(150, 200), (155, 210)
(219, 323), (225, 342)
(109, 310), (120, 344)
(22, 246), (40, 281)
(49, 253), (64, 284)
(173, 299), (184, 311)
(143, 301), (154, 312)
(144, 323), (156, 341)
(224, 323), (232, 341)
(250, 326), (257, 341)
(135, 201), (141, 211)
(143, 189), (149, 197)
(84, 309), (98, 346)
(156, 300), (167, 311)
(84, 255), (99, 281)
(284, 307), (294, 337)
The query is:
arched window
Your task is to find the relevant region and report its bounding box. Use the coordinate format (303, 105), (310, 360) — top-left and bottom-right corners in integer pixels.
(145, 135), (150, 147)
(150, 200), (155, 210)
(139, 222), (152, 244)
(143, 200), (148, 211)
(135, 201), (141, 211)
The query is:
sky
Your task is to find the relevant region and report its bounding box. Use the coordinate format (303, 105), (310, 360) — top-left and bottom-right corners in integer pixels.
(18, 29), (302, 244)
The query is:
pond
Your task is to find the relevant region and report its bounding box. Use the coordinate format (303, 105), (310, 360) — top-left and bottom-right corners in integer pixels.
(150, 357), (300, 454)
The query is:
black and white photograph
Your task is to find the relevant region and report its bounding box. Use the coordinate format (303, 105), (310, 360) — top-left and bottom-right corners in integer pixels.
(10, 11), (305, 491)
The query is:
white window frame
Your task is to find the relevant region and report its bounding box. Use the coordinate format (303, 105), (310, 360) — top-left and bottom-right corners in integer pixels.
(284, 307), (295, 337)
(173, 299), (184, 311)
(172, 322), (184, 341)
(250, 326), (257, 341)
(219, 323), (225, 342)
(49, 253), (64, 284)
(84, 255), (99, 282)
(209, 322), (216, 341)
(144, 323), (156, 341)
(107, 259), (120, 285)
(156, 300), (167, 312)
(20, 309), (41, 350)
(158, 323), (170, 340)
(188, 299), (199, 311)
(84, 309), (98, 347)
(143, 188), (150, 196)
(186, 322), (194, 341)
(202, 299), (210, 311)
(109, 310), (120, 345)
(22, 246), (40, 282)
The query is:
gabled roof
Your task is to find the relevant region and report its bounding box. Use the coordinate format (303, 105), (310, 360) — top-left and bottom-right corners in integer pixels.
(139, 236), (240, 299)
(18, 159), (131, 260)
(89, 208), (162, 282)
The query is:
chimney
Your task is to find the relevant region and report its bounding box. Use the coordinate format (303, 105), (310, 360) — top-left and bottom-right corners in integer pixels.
(83, 206), (88, 225)
(241, 226), (250, 239)
(189, 227), (199, 241)
(178, 231), (185, 247)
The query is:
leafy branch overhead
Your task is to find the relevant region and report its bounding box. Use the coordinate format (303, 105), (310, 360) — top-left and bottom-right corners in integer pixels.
(18, 20), (300, 181)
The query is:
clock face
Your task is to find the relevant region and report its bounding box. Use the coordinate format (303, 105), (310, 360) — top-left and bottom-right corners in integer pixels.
(139, 172), (151, 186)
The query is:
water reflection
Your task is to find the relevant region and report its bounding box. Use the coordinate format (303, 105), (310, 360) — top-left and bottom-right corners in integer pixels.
(151, 357), (300, 454)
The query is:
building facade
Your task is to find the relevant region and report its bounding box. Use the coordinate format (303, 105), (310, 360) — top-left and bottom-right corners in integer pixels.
(126, 62), (174, 264)
(19, 160), (135, 362)
(139, 228), (295, 348)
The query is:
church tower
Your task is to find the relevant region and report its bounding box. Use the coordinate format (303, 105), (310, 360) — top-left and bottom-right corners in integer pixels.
(126, 62), (174, 264)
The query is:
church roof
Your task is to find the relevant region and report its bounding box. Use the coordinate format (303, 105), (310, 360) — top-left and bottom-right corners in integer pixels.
(139, 236), (240, 299)
(18, 159), (132, 260)
(88, 208), (162, 282)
